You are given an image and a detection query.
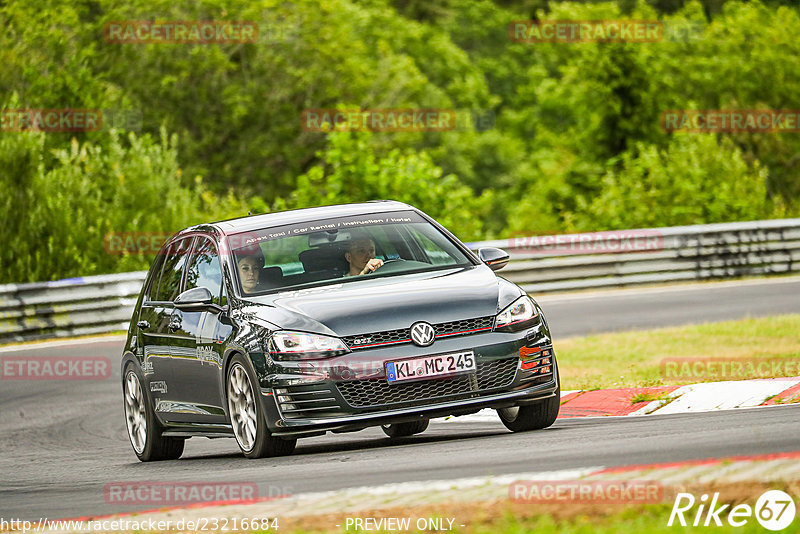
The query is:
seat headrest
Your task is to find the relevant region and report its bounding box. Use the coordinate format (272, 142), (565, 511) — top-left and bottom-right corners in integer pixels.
(258, 266), (284, 289)
(298, 247), (348, 273)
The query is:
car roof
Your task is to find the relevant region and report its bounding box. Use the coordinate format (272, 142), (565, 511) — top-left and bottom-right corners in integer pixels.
(203, 200), (416, 236)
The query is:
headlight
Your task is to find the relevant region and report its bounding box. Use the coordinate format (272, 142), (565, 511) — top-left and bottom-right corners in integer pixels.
(269, 331), (350, 360)
(495, 296), (539, 332)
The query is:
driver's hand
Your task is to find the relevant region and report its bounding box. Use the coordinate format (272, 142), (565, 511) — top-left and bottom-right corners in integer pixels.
(360, 258), (384, 275)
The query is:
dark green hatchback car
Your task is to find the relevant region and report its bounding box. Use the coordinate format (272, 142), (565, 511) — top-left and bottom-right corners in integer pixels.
(121, 201), (560, 461)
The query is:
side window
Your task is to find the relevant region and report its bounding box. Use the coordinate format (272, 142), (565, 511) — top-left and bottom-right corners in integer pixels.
(155, 237), (195, 302)
(145, 253), (168, 302)
(185, 237), (222, 304)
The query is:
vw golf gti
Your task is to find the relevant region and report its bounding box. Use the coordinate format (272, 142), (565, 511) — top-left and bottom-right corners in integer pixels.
(121, 201), (560, 460)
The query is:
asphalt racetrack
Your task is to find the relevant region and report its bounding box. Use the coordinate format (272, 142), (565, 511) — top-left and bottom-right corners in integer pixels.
(2, 277), (800, 520)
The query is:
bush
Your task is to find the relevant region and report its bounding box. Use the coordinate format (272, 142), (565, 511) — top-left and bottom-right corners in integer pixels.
(581, 134), (774, 230)
(0, 127), (245, 283)
(277, 130), (493, 242)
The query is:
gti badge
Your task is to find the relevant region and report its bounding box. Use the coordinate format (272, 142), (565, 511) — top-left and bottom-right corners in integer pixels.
(150, 380), (167, 394)
(410, 322), (435, 347)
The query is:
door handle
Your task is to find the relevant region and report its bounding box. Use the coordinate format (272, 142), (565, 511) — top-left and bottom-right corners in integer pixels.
(137, 320), (150, 330)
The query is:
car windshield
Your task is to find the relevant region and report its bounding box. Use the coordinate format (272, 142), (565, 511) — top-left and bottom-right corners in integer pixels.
(228, 210), (474, 295)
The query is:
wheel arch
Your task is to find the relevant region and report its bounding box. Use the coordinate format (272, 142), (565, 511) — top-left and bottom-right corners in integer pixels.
(120, 351), (140, 383)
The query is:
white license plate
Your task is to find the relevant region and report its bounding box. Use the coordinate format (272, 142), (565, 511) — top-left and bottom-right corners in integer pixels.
(386, 351), (476, 383)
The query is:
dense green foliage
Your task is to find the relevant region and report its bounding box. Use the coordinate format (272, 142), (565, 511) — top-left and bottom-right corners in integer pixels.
(0, 126), (245, 282)
(1, 0), (799, 282)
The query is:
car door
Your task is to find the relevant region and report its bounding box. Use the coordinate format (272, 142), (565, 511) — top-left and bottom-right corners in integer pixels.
(145, 237), (195, 421)
(137, 237), (193, 419)
(166, 236), (230, 424)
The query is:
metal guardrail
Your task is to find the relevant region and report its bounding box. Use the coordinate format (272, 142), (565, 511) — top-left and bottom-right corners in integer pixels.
(469, 218), (800, 294)
(0, 272), (146, 344)
(1, 218), (799, 343)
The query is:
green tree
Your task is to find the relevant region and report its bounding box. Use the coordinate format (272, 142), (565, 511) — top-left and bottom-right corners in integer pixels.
(0, 126), (245, 283)
(279, 130), (493, 241)
(582, 134), (774, 230)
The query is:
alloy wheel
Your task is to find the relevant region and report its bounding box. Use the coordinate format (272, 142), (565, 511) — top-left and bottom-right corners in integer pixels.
(227, 363), (257, 452)
(124, 371), (147, 454)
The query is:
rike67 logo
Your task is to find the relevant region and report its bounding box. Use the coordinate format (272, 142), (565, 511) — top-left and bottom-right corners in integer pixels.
(669, 490), (795, 531)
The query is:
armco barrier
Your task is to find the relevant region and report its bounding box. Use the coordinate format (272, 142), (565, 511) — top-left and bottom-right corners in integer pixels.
(0, 272), (146, 344)
(1, 219), (799, 343)
(468, 218), (800, 293)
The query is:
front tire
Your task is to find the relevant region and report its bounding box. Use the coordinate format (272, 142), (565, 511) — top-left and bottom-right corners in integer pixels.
(123, 365), (184, 462)
(226, 355), (296, 459)
(498, 374), (560, 432)
(381, 419), (429, 438)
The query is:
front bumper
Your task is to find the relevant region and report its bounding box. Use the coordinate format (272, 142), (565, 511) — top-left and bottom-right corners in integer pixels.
(265, 378), (557, 437)
(260, 324), (558, 437)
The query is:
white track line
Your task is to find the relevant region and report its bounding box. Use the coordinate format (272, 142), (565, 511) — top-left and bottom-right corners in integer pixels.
(653, 379), (800, 415)
(0, 334), (126, 353)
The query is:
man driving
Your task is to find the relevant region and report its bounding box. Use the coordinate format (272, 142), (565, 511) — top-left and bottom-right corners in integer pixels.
(344, 232), (384, 276)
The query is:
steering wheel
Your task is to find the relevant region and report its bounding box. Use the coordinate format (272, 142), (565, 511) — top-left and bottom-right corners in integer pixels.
(365, 258), (407, 274)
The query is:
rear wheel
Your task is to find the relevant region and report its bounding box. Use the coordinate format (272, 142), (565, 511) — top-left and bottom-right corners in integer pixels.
(123, 365), (184, 461)
(226, 355), (296, 459)
(381, 419), (429, 438)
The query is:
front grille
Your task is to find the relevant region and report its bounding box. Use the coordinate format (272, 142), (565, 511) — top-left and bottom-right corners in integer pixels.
(336, 357), (518, 408)
(275, 383), (341, 419)
(435, 316), (495, 337)
(342, 316), (495, 350)
(342, 327), (410, 349)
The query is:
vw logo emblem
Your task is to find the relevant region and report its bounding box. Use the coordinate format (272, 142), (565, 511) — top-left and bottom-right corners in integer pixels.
(410, 322), (435, 347)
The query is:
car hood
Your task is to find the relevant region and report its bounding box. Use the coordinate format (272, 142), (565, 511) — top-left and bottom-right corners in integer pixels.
(236, 265), (520, 336)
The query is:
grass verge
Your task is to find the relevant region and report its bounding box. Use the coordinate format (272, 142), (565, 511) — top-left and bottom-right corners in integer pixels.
(554, 314), (800, 391)
(277, 481), (796, 533)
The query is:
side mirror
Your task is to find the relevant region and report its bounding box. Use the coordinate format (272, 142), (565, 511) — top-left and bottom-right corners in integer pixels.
(174, 286), (214, 310)
(478, 247), (510, 271)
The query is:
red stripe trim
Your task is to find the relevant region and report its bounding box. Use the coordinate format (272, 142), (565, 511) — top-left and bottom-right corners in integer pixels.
(436, 326), (493, 337)
(350, 326), (492, 349)
(350, 338), (411, 349)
